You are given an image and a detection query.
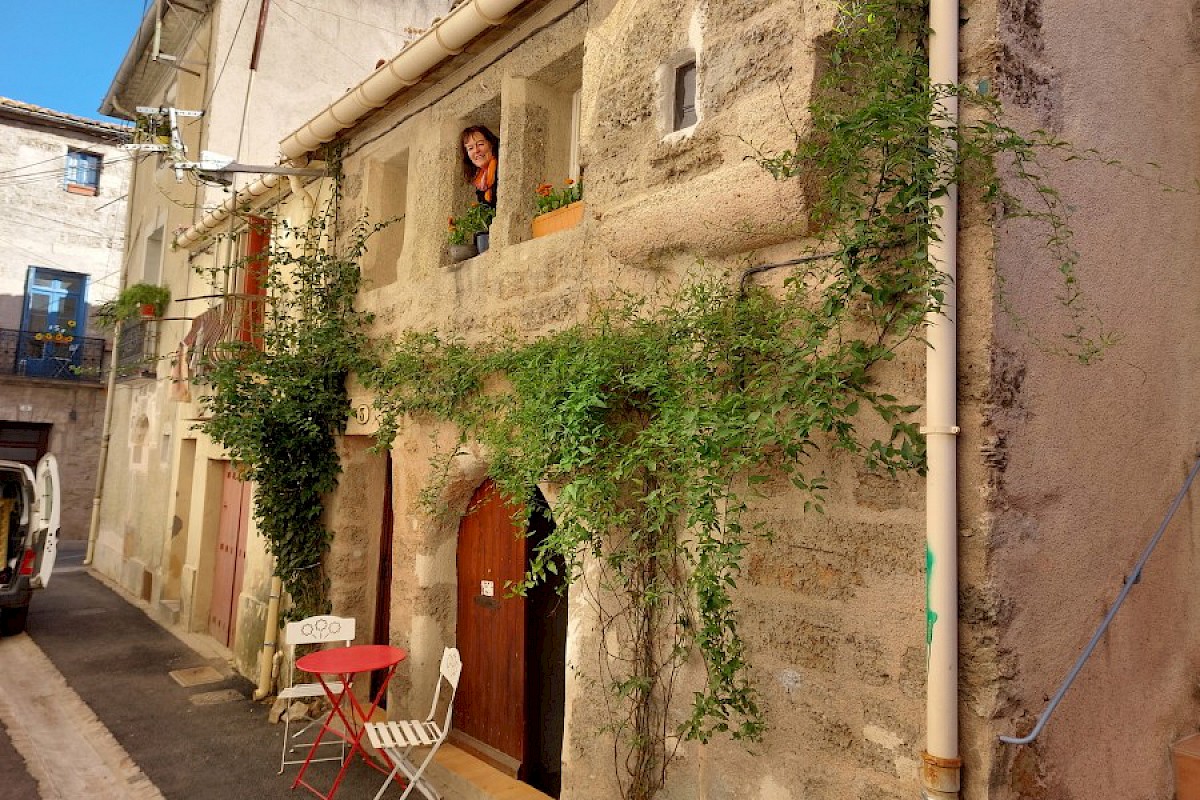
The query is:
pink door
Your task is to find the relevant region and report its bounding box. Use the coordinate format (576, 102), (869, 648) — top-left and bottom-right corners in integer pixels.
(209, 463), (251, 647)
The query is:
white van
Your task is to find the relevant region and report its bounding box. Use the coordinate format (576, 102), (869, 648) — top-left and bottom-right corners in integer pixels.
(0, 455), (59, 635)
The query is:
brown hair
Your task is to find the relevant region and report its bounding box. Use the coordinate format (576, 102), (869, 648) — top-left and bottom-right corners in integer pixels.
(460, 125), (500, 182)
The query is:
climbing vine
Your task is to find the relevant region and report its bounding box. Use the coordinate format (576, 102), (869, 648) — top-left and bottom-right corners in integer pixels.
(198, 173), (380, 620)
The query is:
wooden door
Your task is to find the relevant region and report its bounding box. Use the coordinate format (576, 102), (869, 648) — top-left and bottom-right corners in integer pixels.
(209, 464), (250, 647)
(456, 479), (527, 770)
(370, 451), (394, 705)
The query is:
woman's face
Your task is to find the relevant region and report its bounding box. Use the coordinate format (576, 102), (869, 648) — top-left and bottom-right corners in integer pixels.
(463, 132), (494, 168)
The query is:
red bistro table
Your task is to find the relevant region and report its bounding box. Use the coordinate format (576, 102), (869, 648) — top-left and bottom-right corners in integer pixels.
(292, 644), (407, 799)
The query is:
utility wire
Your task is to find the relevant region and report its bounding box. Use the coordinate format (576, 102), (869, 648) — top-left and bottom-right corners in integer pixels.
(0, 155), (136, 186)
(283, 0), (413, 35)
(270, 2), (376, 72)
(0, 153), (68, 177)
(205, 0), (255, 112)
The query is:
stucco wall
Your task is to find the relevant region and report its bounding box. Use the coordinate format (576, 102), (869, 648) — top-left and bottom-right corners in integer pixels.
(985, 1), (1200, 798)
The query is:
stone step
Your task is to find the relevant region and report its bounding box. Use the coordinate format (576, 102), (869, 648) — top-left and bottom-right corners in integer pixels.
(366, 741), (553, 800)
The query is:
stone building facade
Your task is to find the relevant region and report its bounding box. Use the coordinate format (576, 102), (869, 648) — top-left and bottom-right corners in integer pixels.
(92, 0), (454, 672)
(159, 0), (1200, 798)
(0, 98), (130, 540)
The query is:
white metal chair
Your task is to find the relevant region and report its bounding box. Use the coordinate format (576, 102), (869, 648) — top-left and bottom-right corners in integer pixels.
(277, 614), (357, 773)
(365, 647), (462, 800)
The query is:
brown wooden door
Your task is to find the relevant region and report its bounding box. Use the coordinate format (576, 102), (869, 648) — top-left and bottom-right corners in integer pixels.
(456, 479), (527, 769)
(209, 464), (250, 647)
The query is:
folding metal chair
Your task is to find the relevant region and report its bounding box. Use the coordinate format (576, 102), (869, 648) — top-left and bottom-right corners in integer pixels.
(365, 647), (462, 800)
(277, 615), (357, 773)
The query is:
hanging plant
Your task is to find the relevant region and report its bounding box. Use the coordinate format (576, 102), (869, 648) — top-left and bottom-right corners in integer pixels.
(95, 283), (172, 328)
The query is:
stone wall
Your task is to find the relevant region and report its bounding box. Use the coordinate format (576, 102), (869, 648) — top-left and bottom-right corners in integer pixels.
(335, 0), (940, 797)
(0, 377), (106, 540)
(0, 106), (129, 327)
(0, 105), (129, 546)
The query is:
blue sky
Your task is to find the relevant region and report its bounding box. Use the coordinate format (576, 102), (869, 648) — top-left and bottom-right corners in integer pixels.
(0, 1), (146, 122)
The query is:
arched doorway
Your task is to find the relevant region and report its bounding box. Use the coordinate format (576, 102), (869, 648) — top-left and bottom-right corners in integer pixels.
(455, 479), (566, 797)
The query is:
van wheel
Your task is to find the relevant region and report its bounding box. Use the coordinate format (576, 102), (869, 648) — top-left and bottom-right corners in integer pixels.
(1, 606), (28, 635)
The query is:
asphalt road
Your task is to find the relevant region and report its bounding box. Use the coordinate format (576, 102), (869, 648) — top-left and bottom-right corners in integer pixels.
(0, 541), (399, 799)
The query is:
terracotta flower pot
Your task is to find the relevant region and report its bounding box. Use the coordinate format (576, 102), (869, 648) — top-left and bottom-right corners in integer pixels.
(532, 201), (584, 239)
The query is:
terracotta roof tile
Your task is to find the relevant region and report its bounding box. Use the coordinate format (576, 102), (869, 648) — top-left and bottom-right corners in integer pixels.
(0, 96), (132, 136)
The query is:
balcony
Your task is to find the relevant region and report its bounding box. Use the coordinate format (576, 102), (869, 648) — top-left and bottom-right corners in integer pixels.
(0, 328), (106, 383)
(116, 319), (159, 381)
(183, 295), (263, 380)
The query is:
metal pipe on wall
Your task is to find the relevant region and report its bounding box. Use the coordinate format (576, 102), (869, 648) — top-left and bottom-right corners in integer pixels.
(922, 0), (961, 796)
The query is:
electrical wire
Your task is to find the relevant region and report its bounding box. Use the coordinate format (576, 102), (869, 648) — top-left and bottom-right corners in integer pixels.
(0, 155), (136, 187)
(2, 208), (125, 239)
(270, 2), (377, 72)
(0, 152), (68, 177)
(205, 0), (255, 112)
(283, 0), (413, 36)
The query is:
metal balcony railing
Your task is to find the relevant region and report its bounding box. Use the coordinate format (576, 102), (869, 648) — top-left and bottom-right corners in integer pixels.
(0, 328), (106, 382)
(116, 318), (159, 380)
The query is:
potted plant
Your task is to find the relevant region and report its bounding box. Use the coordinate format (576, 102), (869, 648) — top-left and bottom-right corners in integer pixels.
(531, 178), (583, 238)
(95, 283), (171, 328)
(447, 203), (496, 262)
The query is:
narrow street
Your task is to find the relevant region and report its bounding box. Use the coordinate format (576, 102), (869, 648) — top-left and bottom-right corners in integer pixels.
(0, 542), (394, 800)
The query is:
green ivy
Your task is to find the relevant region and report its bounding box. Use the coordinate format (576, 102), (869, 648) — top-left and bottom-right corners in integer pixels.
(365, 275), (926, 798)
(198, 177), (381, 619)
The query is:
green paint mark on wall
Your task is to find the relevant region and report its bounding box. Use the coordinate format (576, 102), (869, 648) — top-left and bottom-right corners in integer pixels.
(925, 543), (938, 657)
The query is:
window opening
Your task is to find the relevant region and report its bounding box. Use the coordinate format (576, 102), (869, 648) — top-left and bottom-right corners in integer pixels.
(238, 216), (269, 349)
(144, 227), (164, 286)
(568, 89), (582, 181)
(17, 268), (88, 379)
(65, 150), (102, 194)
(673, 61), (698, 131)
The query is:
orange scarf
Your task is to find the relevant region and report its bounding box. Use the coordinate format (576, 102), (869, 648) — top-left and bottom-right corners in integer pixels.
(472, 157), (497, 204)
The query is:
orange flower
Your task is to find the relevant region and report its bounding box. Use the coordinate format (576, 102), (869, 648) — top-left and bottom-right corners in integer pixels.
(536, 182), (553, 197)
(564, 178), (575, 185)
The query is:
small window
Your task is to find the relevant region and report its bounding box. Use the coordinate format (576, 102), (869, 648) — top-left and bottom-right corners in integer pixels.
(64, 150), (101, 195)
(673, 61), (698, 131)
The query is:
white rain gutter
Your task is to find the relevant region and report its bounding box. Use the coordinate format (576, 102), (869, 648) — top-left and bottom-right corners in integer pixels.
(921, 0), (960, 797)
(174, 0), (532, 249)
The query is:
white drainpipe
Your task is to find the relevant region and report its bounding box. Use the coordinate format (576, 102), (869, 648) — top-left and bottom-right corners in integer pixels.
(174, 0), (532, 250)
(254, 576), (282, 700)
(921, 0), (961, 797)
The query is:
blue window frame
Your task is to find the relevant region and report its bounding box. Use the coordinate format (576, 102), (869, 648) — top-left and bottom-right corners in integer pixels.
(65, 149), (101, 192)
(17, 267), (89, 378)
